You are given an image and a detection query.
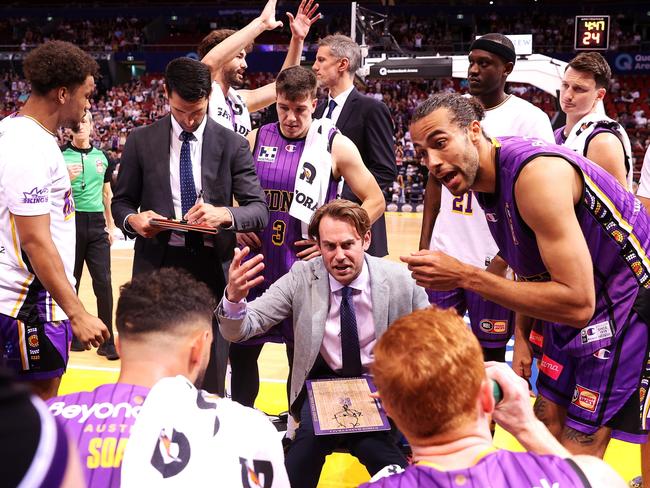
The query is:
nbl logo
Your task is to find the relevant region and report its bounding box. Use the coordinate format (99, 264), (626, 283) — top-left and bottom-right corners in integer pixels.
(258, 146), (277, 163)
(299, 162), (317, 184)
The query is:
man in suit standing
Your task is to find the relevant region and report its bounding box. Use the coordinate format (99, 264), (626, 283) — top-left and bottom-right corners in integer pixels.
(217, 200), (429, 488)
(312, 35), (396, 257)
(112, 58), (268, 396)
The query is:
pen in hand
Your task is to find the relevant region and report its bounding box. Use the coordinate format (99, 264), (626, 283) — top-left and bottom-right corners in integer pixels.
(195, 189), (204, 206)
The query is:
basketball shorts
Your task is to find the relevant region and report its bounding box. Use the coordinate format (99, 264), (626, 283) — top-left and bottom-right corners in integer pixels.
(427, 288), (514, 348)
(0, 313), (71, 380)
(536, 312), (650, 443)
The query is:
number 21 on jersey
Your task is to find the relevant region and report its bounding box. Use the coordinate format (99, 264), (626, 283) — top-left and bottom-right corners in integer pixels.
(451, 191), (474, 215)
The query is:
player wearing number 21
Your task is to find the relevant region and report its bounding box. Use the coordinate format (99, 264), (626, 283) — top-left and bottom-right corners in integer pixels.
(418, 34), (554, 363)
(228, 66), (384, 409)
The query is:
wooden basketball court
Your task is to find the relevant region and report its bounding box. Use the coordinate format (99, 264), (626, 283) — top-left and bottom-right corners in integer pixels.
(62, 212), (641, 486)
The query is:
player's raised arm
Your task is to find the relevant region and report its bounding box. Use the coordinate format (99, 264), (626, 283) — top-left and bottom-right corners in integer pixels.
(201, 0), (283, 77)
(240, 0), (321, 112)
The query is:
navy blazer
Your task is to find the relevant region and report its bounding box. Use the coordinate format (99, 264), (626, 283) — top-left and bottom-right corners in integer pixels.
(316, 88), (396, 257)
(112, 114), (268, 275)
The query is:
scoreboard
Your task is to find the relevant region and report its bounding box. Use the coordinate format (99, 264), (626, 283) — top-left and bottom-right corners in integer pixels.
(574, 15), (610, 51)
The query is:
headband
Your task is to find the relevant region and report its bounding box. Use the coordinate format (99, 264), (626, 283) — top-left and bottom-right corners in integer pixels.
(469, 38), (516, 65)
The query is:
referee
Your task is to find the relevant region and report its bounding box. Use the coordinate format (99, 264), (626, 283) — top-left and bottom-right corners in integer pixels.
(63, 112), (118, 360)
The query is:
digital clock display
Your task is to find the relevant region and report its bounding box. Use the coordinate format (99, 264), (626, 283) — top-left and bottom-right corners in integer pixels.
(575, 15), (610, 51)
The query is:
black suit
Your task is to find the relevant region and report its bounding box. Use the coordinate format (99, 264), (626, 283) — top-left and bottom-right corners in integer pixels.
(112, 114), (268, 394)
(316, 87), (396, 257)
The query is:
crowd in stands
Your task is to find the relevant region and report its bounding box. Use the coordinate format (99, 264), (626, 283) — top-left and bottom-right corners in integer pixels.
(0, 4), (648, 54)
(0, 16), (147, 51)
(1, 68), (648, 209)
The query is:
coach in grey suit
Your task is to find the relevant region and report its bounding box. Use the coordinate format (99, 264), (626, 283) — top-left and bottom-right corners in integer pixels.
(112, 58), (268, 396)
(217, 200), (428, 488)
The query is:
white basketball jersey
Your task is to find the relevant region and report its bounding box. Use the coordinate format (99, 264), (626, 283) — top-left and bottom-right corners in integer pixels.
(0, 115), (76, 320)
(208, 81), (251, 138)
(122, 375), (289, 487)
(430, 95), (554, 268)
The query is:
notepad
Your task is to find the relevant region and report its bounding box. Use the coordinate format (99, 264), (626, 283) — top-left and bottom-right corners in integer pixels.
(149, 218), (219, 234)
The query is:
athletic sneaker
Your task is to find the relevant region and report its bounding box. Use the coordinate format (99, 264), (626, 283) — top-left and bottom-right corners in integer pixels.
(97, 342), (119, 360)
(70, 335), (85, 352)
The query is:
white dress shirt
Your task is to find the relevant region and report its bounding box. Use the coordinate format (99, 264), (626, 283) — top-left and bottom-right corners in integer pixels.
(325, 85), (355, 126)
(168, 114), (206, 246)
(222, 260), (377, 373)
(321, 260), (376, 372)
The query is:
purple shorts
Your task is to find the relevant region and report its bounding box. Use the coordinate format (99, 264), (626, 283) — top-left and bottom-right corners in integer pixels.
(427, 288), (514, 348)
(0, 313), (71, 380)
(536, 313), (650, 443)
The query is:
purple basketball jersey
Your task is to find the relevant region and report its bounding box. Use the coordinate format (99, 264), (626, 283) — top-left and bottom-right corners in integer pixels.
(47, 383), (149, 488)
(361, 450), (588, 487)
(554, 127), (566, 145)
(476, 136), (650, 357)
(244, 122), (339, 344)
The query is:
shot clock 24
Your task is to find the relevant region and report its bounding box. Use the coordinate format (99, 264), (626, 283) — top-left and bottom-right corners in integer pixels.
(575, 15), (610, 51)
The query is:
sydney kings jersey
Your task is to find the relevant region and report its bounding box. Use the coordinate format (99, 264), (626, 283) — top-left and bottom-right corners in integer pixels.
(245, 122), (338, 343)
(361, 450), (588, 488)
(47, 383), (150, 488)
(476, 136), (650, 357)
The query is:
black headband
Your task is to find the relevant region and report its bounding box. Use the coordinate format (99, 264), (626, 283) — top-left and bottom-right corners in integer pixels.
(469, 38), (516, 65)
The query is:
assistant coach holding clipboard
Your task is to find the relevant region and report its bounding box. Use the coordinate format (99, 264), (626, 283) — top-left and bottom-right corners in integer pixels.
(112, 58), (268, 395)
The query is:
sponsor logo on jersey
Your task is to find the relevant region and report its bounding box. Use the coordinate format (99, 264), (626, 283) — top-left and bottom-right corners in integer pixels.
(22, 186), (49, 204)
(479, 319), (507, 334)
(49, 400), (143, 423)
(293, 190), (318, 211)
(299, 162), (317, 184)
(151, 428), (191, 478)
(571, 385), (599, 412)
(285, 144), (297, 152)
(529, 329), (544, 348)
(580, 320), (613, 344)
(593, 348), (611, 360)
(258, 146), (278, 163)
(239, 458), (274, 488)
(539, 354), (563, 380)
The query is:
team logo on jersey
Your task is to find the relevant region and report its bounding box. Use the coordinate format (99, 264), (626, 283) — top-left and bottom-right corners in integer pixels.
(22, 187), (49, 204)
(239, 457), (274, 488)
(572, 385), (599, 412)
(28, 334), (39, 348)
(285, 144), (297, 152)
(485, 213), (498, 222)
(299, 162), (317, 184)
(258, 146), (278, 163)
(539, 354), (563, 380)
(150, 428), (191, 478)
(479, 319), (507, 334)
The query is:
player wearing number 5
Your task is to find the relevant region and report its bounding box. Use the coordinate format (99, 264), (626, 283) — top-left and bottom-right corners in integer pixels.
(230, 66), (384, 409)
(418, 34), (554, 362)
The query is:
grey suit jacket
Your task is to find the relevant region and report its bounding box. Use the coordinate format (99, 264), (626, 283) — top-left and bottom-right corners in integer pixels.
(217, 254), (429, 417)
(112, 114), (268, 275)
